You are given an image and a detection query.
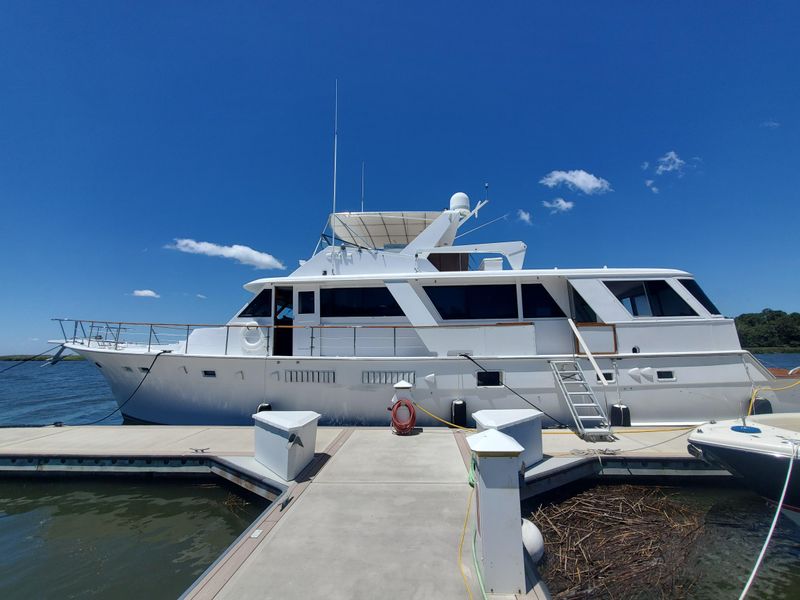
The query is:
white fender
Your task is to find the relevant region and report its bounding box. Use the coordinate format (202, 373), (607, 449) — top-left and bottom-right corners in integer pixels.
(522, 519), (545, 564)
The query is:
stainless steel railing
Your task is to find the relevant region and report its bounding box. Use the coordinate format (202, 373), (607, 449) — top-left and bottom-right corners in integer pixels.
(52, 318), (536, 357)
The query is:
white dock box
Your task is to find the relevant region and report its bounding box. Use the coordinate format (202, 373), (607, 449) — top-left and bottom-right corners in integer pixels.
(472, 409), (543, 467)
(252, 411), (321, 480)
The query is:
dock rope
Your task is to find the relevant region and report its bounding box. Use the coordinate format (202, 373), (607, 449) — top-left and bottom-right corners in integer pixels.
(459, 354), (570, 428)
(81, 350), (168, 425)
(0, 344), (64, 374)
(738, 442), (798, 599)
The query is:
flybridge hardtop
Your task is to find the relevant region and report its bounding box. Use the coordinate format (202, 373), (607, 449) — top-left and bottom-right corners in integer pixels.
(54, 190), (800, 428)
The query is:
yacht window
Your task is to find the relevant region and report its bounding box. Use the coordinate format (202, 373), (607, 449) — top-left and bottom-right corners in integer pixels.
(239, 289), (273, 318)
(424, 285), (517, 320)
(202, 370), (216, 378)
(521, 284), (565, 318)
(476, 371), (503, 386)
(678, 279), (721, 315)
(656, 370), (675, 381)
(139, 367), (149, 373)
(320, 287), (404, 318)
(571, 287), (598, 323)
(298, 291), (315, 315)
(604, 280), (697, 317)
(122, 366), (133, 372)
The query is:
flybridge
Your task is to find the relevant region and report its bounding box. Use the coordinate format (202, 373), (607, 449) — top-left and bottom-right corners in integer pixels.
(298, 192), (528, 277)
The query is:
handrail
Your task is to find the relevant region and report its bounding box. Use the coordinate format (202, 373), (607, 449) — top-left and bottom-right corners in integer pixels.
(52, 317), (540, 358)
(567, 318), (608, 387)
(52, 318), (536, 331)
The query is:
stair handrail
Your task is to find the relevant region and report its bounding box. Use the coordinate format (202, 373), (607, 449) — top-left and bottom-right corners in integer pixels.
(567, 318), (608, 387)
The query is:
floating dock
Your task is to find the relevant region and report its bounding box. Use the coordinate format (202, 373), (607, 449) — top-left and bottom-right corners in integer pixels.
(0, 424), (724, 599)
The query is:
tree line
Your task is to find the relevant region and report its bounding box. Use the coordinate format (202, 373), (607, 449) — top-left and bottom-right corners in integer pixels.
(735, 309), (800, 350)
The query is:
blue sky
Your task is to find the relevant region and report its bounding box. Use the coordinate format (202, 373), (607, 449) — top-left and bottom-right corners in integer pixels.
(1, 1), (798, 353)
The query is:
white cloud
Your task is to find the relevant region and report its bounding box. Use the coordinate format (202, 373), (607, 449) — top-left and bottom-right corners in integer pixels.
(641, 161), (649, 171)
(539, 170), (611, 195)
(645, 180), (659, 194)
(196, 293), (207, 299)
(761, 119), (780, 129)
(655, 151), (685, 175)
(168, 239), (285, 270)
(517, 209), (532, 225)
(542, 198), (574, 214)
(133, 289), (160, 298)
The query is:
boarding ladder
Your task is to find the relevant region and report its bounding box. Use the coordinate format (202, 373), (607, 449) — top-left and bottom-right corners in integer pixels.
(551, 319), (613, 441)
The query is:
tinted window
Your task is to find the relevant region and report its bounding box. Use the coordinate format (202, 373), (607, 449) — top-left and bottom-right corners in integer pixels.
(571, 287), (598, 323)
(521, 284), (565, 318)
(679, 279), (721, 315)
(239, 289), (272, 318)
(320, 287), (404, 318)
(605, 280), (697, 317)
(645, 280), (697, 317)
(424, 285), (518, 320)
(298, 291), (315, 314)
(605, 281), (652, 316)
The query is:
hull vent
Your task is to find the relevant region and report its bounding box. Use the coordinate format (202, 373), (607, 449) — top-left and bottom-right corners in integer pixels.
(362, 371), (416, 385)
(285, 370), (336, 384)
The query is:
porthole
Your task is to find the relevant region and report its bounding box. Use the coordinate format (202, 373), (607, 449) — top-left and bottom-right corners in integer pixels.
(476, 371), (503, 387)
(94, 362), (103, 368)
(631, 346), (640, 354)
(202, 370), (217, 378)
(139, 367), (150, 373)
(122, 366), (133, 372)
(656, 370), (675, 381)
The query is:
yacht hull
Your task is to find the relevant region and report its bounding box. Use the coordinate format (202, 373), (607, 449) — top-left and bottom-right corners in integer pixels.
(69, 345), (796, 427)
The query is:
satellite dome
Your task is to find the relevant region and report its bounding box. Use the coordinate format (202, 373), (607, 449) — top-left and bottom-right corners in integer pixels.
(449, 192), (470, 215)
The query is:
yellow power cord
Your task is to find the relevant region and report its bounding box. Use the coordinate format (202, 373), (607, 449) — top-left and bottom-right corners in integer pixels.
(458, 485), (476, 600)
(413, 401), (476, 431)
(747, 378), (800, 416)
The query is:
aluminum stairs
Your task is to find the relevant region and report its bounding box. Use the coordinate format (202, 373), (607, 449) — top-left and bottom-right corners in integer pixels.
(550, 359), (612, 440)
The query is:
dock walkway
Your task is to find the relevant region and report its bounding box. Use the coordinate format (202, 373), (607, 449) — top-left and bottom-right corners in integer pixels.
(0, 424), (708, 599)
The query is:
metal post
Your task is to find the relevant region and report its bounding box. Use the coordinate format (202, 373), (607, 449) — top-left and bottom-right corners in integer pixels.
(353, 327), (357, 356)
(115, 323), (122, 350)
(185, 325), (190, 354)
(224, 326), (230, 356)
(147, 326), (153, 352)
(310, 327), (315, 357)
(393, 327), (397, 357)
(72, 320), (77, 343)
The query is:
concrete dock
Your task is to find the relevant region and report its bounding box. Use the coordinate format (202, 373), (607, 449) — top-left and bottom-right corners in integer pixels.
(0, 424), (715, 599)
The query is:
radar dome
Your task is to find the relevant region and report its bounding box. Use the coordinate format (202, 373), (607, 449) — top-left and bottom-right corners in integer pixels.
(449, 192), (470, 215)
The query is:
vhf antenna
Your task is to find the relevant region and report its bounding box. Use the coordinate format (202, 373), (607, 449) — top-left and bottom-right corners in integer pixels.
(360, 161), (365, 212)
(331, 80), (339, 270)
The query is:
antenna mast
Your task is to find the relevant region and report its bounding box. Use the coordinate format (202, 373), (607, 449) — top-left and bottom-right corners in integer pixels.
(331, 79), (339, 254)
(360, 161), (365, 212)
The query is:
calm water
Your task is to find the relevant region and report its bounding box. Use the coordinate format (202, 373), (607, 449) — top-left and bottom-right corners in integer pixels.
(0, 477), (266, 599)
(0, 361), (119, 426)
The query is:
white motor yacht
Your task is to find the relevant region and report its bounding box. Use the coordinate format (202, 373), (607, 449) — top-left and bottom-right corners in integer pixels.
(54, 193), (800, 431)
